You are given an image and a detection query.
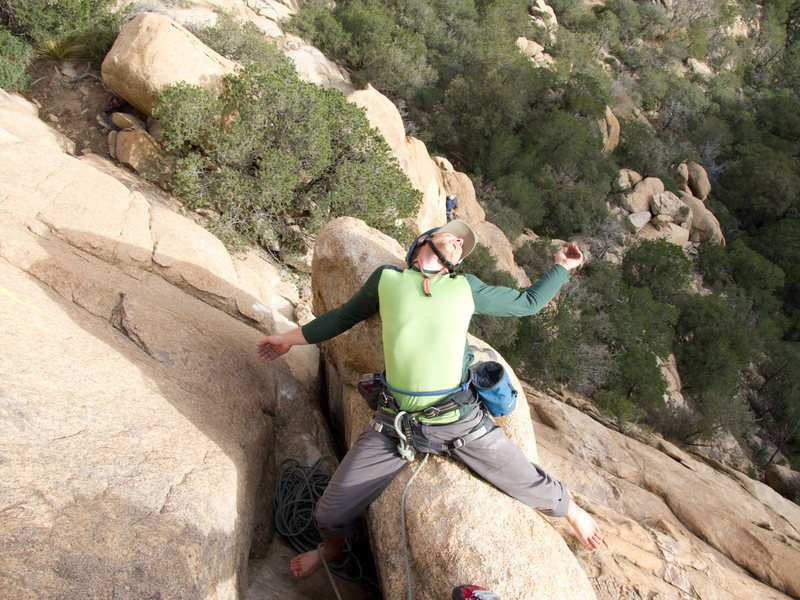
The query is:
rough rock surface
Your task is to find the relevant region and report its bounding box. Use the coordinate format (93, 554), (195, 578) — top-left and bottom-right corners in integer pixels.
(599, 106), (621, 153)
(637, 221), (692, 247)
(308, 217), (595, 600)
(286, 43), (355, 94)
(686, 161), (712, 200)
(531, 387), (800, 600)
(0, 91), (326, 599)
(679, 191), (725, 245)
(474, 220), (532, 286)
(623, 177), (665, 213)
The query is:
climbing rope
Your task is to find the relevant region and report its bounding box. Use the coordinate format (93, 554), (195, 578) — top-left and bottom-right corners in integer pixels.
(273, 457), (365, 582)
(274, 449), (428, 600)
(400, 453), (429, 600)
(317, 542), (344, 600)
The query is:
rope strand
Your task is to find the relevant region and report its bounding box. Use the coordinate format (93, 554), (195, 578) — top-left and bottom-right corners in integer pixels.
(400, 453), (429, 600)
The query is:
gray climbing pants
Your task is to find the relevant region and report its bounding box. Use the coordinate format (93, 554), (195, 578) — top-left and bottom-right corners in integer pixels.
(315, 407), (570, 538)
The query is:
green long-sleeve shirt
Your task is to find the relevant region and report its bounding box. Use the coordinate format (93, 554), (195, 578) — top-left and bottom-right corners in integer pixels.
(302, 264), (570, 421)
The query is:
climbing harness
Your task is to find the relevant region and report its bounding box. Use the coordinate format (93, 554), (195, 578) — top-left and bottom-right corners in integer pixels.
(381, 361), (517, 418)
(370, 409), (494, 458)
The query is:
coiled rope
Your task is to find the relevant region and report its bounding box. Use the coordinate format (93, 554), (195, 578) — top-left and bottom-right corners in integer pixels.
(273, 457), (376, 591)
(274, 451), (427, 600)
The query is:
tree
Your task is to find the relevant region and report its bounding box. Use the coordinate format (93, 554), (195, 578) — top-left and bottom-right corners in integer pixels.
(758, 340), (800, 464)
(675, 293), (759, 438)
(622, 238), (692, 303)
(595, 347), (667, 426)
(0, 25), (29, 92)
(608, 285), (678, 358)
(714, 143), (800, 231)
(153, 60), (419, 249)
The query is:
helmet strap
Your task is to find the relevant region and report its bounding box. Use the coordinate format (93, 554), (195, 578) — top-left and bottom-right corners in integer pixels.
(425, 238), (459, 273)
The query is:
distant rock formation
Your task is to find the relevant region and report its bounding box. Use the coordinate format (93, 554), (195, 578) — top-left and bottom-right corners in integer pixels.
(615, 165), (724, 249)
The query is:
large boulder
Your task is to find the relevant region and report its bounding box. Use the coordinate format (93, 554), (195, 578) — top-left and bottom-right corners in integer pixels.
(285, 43), (354, 94)
(101, 12), (237, 115)
(347, 85), (446, 233)
(679, 191), (725, 245)
(529, 0), (559, 43)
(599, 106), (620, 153)
(637, 221), (691, 246)
(308, 217), (595, 600)
(622, 177), (664, 213)
(686, 161), (712, 200)
(474, 221), (532, 287)
(650, 190), (692, 229)
(0, 91), (328, 599)
(764, 463), (800, 500)
(617, 168), (643, 192)
(435, 156), (486, 226)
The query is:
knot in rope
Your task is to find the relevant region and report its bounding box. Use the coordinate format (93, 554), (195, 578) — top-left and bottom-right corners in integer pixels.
(393, 411), (416, 461)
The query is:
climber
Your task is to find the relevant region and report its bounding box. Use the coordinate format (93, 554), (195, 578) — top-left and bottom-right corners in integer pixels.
(257, 220), (603, 579)
(446, 194), (459, 221)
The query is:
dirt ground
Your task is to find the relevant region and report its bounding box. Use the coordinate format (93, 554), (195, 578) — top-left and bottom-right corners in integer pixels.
(23, 58), (120, 157)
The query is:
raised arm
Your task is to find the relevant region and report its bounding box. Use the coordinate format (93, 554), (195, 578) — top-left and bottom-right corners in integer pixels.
(468, 243), (584, 317)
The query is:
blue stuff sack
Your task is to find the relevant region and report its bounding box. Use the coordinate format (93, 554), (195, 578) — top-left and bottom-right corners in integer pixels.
(470, 361), (517, 417)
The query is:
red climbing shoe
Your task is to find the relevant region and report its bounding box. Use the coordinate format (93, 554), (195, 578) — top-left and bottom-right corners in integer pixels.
(452, 585), (501, 600)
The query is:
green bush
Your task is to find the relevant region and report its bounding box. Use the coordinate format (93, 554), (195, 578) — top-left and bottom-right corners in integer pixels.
(515, 238), (557, 283)
(596, 347), (667, 424)
(675, 293), (760, 437)
(153, 61), (419, 250)
(608, 285), (678, 358)
(0, 25), (30, 92)
(195, 12), (284, 65)
(622, 238), (692, 303)
(3, 0), (120, 63)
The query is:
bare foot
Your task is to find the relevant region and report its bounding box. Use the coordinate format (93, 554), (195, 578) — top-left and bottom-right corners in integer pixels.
(289, 542), (343, 579)
(565, 502), (603, 552)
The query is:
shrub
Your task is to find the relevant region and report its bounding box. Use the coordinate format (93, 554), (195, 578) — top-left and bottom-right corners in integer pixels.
(3, 0), (120, 64)
(0, 25), (30, 92)
(195, 12), (286, 65)
(675, 293), (760, 435)
(622, 238), (692, 303)
(596, 347), (667, 425)
(153, 61), (419, 250)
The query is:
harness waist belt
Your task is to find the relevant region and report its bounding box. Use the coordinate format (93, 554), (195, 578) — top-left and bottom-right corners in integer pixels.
(368, 411), (493, 454)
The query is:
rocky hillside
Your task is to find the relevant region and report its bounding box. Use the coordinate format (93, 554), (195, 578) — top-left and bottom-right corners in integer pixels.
(1, 1), (799, 600)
